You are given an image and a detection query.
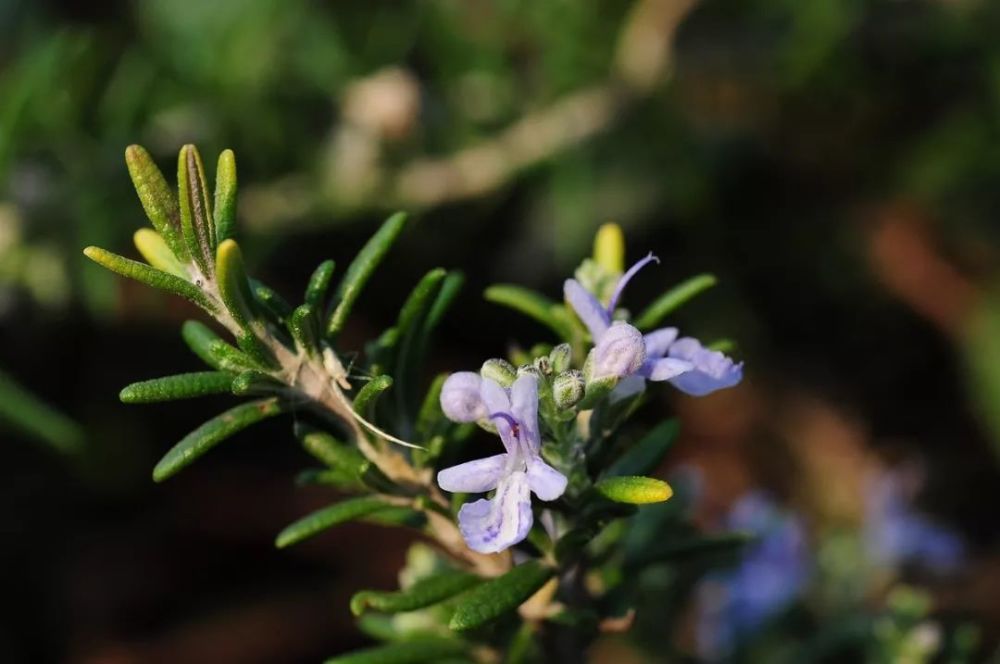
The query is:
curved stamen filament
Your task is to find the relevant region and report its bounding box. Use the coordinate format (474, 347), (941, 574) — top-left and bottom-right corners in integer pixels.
(607, 252), (660, 315)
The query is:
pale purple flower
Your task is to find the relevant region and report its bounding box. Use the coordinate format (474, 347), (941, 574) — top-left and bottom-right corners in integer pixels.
(564, 253), (742, 396)
(439, 371), (488, 422)
(437, 374), (568, 553)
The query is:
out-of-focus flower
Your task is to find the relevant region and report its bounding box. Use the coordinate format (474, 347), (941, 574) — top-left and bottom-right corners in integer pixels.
(564, 253), (742, 395)
(697, 491), (811, 659)
(864, 470), (964, 573)
(439, 371), (489, 423)
(437, 375), (567, 553)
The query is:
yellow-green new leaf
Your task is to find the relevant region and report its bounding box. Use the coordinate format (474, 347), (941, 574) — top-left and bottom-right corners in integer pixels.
(83, 246), (215, 313)
(275, 496), (393, 548)
(133, 229), (188, 278)
(216, 239), (258, 328)
(351, 571), (481, 616)
(449, 561), (554, 631)
(594, 223), (625, 274)
(178, 144), (215, 274)
(125, 144), (187, 260)
(120, 371), (234, 403)
(214, 149), (238, 243)
(153, 398), (283, 482)
(327, 212), (408, 338)
(634, 274), (717, 330)
(595, 476), (673, 504)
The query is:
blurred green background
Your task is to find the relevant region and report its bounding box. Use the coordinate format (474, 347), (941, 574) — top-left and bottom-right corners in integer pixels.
(2, 0), (1000, 661)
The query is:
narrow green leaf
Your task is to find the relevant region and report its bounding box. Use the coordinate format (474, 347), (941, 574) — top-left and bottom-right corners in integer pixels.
(275, 496), (392, 548)
(288, 304), (321, 356)
(125, 144), (187, 260)
(299, 426), (367, 470)
(484, 285), (571, 339)
(595, 476), (673, 504)
(323, 638), (466, 664)
(252, 279), (293, 324)
(627, 532), (752, 570)
(354, 375), (394, 415)
(214, 148), (238, 243)
(182, 320), (225, 369)
(0, 369), (83, 455)
(414, 373), (447, 441)
(133, 229), (187, 278)
(216, 239), (258, 327)
(634, 273), (717, 330)
(351, 571), (481, 616)
(604, 419), (679, 478)
(327, 212), (408, 338)
(422, 271), (464, 337)
(449, 561), (554, 631)
(83, 246), (215, 313)
(231, 371), (282, 396)
(153, 398), (283, 482)
(706, 338), (736, 353)
(393, 269), (445, 408)
(305, 259), (335, 309)
(120, 371), (234, 403)
(178, 144), (215, 273)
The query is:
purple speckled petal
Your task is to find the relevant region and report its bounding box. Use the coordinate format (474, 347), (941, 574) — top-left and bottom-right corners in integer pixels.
(607, 252), (660, 314)
(643, 327), (679, 359)
(510, 374), (540, 453)
(564, 278), (610, 340)
(439, 372), (487, 422)
(641, 357), (694, 381)
(457, 471), (533, 554)
(526, 456), (567, 501)
(437, 453), (509, 493)
(667, 337), (743, 396)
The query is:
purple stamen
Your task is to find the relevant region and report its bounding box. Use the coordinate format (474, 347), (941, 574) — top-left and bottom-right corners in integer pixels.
(489, 412), (520, 438)
(607, 252), (660, 315)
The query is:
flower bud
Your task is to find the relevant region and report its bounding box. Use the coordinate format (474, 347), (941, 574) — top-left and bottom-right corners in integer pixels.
(440, 372), (487, 422)
(480, 358), (517, 388)
(548, 343), (572, 373)
(533, 355), (552, 375)
(592, 322), (646, 379)
(553, 370), (585, 409)
(517, 364), (543, 381)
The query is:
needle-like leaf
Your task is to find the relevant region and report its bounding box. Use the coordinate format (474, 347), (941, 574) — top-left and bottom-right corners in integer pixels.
(83, 246), (215, 313)
(120, 371), (234, 403)
(125, 144), (187, 260)
(213, 149), (238, 244)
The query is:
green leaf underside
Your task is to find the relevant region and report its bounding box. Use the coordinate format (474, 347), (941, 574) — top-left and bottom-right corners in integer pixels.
(327, 212), (408, 338)
(323, 638), (466, 664)
(634, 273), (717, 330)
(484, 285), (570, 339)
(83, 247), (215, 312)
(153, 398), (283, 482)
(125, 145), (186, 260)
(120, 371), (234, 403)
(605, 419), (679, 477)
(178, 145), (216, 274)
(351, 571), (481, 616)
(275, 496), (393, 548)
(595, 475), (673, 504)
(449, 561), (554, 631)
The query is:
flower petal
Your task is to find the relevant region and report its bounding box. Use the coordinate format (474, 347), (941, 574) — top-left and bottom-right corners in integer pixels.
(480, 376), (510, 415)
(643, 327), (679, 359)
(667, 337), (743, 396)
(510, 374), (540, 453)
(526, 456), (567, 501)
(457, 471), (533, 554)
(641, 357), (694, 381)
(440, 372), (487, 422)
(564, 278), (610, 340)
(592, 322), (646, 379)
(438, 453), (509, 493)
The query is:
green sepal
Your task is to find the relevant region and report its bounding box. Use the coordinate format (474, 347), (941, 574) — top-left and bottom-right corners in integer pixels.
(578, 374), (618, 410)
(275, 496), (393, 548)
(216, 239), (259, 328)
(124, 144), (187, 260)
(177, 144), (215, 274)
(350, 571), (481, 616)
(120, 371), (234, 403)
(604, 419), (679, 478)
(449, 561), (554, 631)
(305, 259), (335, 309)
(288, 304), (321, 357)
(83, 246), (215, 313)
(153, 398), (284, 482)
(353, 375), (394, 415)
(633, 273), (717, 330)
(133, 229), (187, 278)
(213, 149), (237, 244)
(322, 637), (466, 664)
(594, 475), (673, 504)
(484, 285), (572, 339)
(327, 212), (408, 338)
(251, 279), (294, 324)
(231, 371), (283, 396)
